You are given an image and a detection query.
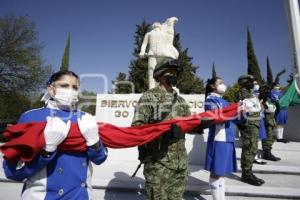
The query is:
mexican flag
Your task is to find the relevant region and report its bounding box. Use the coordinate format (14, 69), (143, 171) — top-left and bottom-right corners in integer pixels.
(279, 79), (300, 108)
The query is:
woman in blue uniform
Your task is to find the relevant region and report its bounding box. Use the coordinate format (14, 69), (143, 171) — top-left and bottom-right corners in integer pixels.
(270, 82), (288, 143)
(3, 71), (107, 200)
(204, 77), (238, 200)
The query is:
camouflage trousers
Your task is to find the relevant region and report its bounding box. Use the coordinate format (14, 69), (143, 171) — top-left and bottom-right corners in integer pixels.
(262, 114), (276, 151)
(143, 161), (188, 200)
(240, 124), (259, 171)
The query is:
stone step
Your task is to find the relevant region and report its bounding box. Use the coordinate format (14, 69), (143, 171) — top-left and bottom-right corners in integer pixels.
(0, 181), (294, 200)
(1, 162), (299, 199)
(235, 142), (300, 175)
(188, 165), (300, 199)
(1, 141), (300, 199)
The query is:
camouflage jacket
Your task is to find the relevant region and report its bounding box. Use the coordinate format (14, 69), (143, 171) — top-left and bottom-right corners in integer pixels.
(264, 99), (277, 128)
(238, 88), (260, 127)
(132, 86), (191, 170)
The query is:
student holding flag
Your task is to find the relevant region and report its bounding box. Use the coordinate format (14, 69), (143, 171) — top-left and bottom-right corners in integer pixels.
(2, 71), (107, 200)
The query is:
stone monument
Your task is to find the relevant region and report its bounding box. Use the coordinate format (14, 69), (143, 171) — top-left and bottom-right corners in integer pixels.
(139, 17), (179, 89)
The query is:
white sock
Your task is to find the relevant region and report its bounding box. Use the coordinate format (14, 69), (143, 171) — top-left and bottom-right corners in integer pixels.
(281, 127), (285, 138)
(276, 127), (283, 139)
(209, 177), (220, 200)
(219, 177), (226, 200)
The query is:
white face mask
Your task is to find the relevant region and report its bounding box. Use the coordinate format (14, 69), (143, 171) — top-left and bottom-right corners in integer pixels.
(274, 86), (280, 90)
(53, 88), (78, 107)
(216, 84), (226, 94)
(253, 84), (260, 91)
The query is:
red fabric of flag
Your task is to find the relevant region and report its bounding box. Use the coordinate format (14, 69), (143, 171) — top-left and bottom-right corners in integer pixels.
(0, 103), (239, 163)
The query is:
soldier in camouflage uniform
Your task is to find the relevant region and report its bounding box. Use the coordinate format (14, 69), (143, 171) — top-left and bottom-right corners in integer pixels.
(132, 59), (206, 200)
(259, 86), (281, 161)
(237, 75), (265, 186)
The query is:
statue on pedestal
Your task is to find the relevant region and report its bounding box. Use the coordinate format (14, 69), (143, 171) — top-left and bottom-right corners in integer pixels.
(139, 17), (179, 89)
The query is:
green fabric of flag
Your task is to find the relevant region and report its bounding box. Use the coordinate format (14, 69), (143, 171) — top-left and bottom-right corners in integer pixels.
(279, 79), (300, 108)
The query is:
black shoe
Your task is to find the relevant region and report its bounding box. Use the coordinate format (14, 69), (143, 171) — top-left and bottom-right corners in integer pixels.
(262, 151), (281, 161)
(282, 139), (289, 143)
(241, 171), (263, 186)
(277, 139), (289, 143)
(254, 159), (267, 165)
(251, 173), (265, 185)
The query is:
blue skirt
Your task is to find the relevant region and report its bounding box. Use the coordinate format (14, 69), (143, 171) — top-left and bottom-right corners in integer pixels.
(204, 141), (237, 176)
(276, 108), (288, 125)
(259, 118), (267, 140)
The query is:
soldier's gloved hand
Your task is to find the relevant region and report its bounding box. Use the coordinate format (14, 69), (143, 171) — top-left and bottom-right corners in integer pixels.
(44, 117), (71, 152)
(198, 117), (214, 129)
(170, 123), (184, 138)
(78, 114), (100, 146)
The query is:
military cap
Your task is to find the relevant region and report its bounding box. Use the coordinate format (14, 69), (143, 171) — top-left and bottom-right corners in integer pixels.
(153, 59), (181, 80)
(238, 74), (254, 85)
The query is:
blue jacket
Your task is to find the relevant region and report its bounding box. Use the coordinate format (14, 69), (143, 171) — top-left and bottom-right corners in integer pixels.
(270, 89), (283, 103)
(3, 107), (107, 200)
(205, 93), (237, 143)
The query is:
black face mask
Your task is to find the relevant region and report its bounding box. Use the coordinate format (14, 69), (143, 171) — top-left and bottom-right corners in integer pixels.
(164, 74), (178, 87)
(247, 81), (254, 90)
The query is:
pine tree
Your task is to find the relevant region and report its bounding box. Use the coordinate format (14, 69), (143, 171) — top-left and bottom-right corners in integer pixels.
(60, 32), (70, 71)
(112, 72), (133, 93)
(223, 83), (240, 103)
(173, 33), (205, 94)
(124, 20), (204, 94)
(247, 28), (263, 83)
(266, 56), (273, 88)
(212, 62), (217, 78)
(127, 20), (150, 93)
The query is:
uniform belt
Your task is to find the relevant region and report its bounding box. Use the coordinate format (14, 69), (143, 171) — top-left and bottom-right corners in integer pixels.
(265, 112), (275, 116)
(248, 112), (260, 117)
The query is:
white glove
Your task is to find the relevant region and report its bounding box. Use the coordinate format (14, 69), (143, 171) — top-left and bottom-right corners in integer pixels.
(78, 114), (99, 146)
(242, 97), (261, 113)
(44, 117), (71, 152)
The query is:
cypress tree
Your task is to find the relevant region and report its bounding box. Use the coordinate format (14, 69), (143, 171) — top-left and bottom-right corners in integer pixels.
(247, 28), (263, 83)
(127, 20), (150, 93)
(60, 32), (70, 71)
(212, 62), (217, 78)
(266, 56), (273, 87)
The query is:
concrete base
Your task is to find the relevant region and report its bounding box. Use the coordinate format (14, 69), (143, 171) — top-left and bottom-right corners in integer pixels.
(285, 106), (300, 142)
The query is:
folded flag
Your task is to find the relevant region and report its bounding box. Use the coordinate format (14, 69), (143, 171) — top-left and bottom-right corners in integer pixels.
(0, 103), (239, 163)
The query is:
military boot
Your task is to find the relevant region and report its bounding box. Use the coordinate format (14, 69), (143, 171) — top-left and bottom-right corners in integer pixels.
(241, 169), (263, 186)
(251, 172), (265, 185)
(262, 150), (281, 161)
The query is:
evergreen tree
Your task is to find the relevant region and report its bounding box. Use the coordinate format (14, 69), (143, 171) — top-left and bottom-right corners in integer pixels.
(266, 56), (273, 87)
(112, 72), (133, 93)
(60, 32), (70, 71)
(128, 20), (150, 93)
(173, 33), (205, 94)
(247, 28), (263, 83)
(212, 62), (217, 78)
(223, 83), (240, 103)
(78, 90), (97, 115)
(125, 20), (204, 94)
